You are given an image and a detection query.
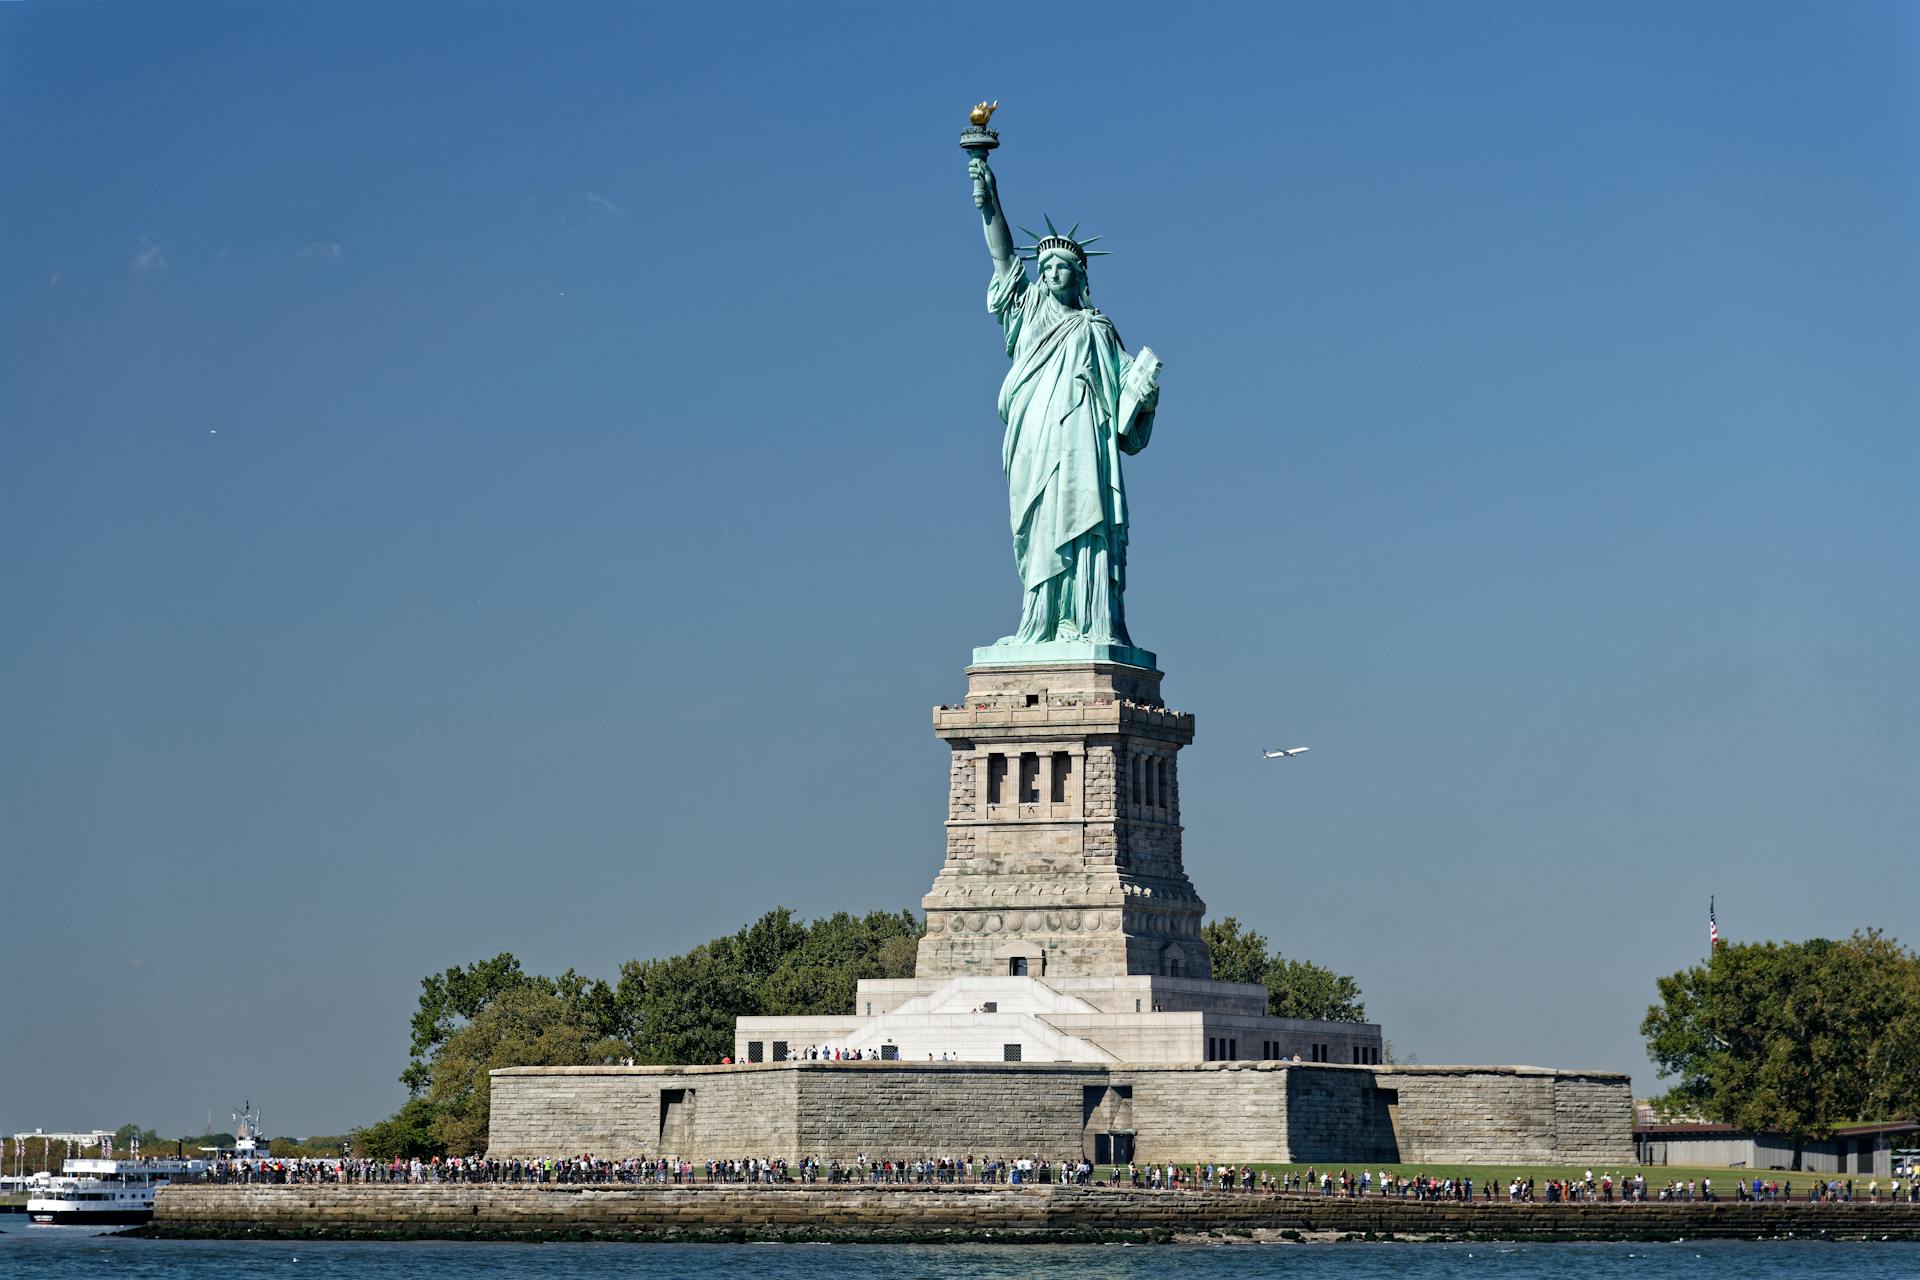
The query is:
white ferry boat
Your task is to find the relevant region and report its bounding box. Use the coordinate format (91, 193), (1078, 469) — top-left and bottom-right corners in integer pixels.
(27, 1158), (201, 1225)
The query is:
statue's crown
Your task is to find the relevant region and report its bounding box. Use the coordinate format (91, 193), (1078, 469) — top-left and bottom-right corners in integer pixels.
(1016, 216), (1111, 267)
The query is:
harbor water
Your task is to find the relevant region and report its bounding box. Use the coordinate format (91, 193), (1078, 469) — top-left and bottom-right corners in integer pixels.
(8, 1229), (1920, 1278)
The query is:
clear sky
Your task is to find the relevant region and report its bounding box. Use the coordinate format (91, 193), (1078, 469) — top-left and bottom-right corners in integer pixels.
(3, 1), (1915, 1139)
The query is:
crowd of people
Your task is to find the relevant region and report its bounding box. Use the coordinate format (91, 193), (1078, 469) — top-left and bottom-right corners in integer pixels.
(1247, 1168), (1635, 1201)
(200, 1156), (621, 1185)
(193, 1155), (1920, 1204)
(718, 1047), (893, 1064)
(204, 1154), (1105, 1186)
(1806, 1176), (1919, 1203)
(721, 1043), (1044, 1066)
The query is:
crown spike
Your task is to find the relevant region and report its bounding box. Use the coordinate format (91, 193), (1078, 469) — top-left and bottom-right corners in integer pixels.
(1015, 218), (1112, 267)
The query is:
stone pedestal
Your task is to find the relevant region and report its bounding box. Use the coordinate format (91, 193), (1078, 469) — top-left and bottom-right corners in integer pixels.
(721, 658), (1382, 1067)
(917, 661), (1209, 983)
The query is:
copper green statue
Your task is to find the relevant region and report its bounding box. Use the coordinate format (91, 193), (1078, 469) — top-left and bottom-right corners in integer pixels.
(962, 105), (1163, 670)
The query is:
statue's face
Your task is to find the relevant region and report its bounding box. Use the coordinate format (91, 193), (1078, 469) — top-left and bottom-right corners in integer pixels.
(1039, 253), (1082, 305)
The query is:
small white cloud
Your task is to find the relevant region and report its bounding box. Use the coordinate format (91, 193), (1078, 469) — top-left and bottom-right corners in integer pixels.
(296, 241), (345, 261)
(584, 192), (624, 216)
(131, 236), (169, 274)
(48, 271), (60, 288)
(126, 956), (147, 970)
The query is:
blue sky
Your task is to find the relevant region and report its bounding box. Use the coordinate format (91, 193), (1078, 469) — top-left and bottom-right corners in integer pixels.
(3, 1), (1915, 1137)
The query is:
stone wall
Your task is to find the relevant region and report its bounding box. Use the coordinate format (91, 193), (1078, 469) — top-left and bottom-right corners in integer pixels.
(150, 1183), (1920, 1242)
(490, 1066), (796, 1160)
(1551, 1073), (1639, 1164)
(945, 750), (976, 860)
(1385, 1067), (1634, 1165)
(490, 1061), (1633, 1166)
(1125, 1065), (1292, 1162)
(793, 1063), (1103, 1157)
(488, 1068), (664, 1156)
(1285, 1066), (1397, 1162)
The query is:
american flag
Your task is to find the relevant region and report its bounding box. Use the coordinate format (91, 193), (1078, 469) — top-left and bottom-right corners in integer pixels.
(1709, 896), (1720, 949)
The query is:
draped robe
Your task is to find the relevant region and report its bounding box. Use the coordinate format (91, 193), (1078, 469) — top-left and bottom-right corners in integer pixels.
(988, 256), (1157, 646)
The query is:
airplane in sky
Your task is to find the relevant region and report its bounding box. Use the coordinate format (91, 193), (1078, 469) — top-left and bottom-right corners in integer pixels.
(1261, 746), (1310, 759)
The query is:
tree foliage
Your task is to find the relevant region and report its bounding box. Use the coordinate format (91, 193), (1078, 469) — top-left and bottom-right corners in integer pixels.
(614, 908), (924, 1065)
(1203, 916), (1272, 986)
(615, 949), (759, 1069)
(354, 1096), (445, 1161)
(1200, 917), (1368, 1022)
(113, 1123), (167, 1152)
(367, 908), (927, 1155)
(427, 987), (625, 1155)
(1265, 955), (1369, 1022)
(1641, 930), (1920, 1142)
(402, 953), (620, 1094)
(403, 953), (536, 1094)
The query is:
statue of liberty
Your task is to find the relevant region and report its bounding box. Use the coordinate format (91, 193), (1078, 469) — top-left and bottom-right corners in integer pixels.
(964, 108), (1163, 668)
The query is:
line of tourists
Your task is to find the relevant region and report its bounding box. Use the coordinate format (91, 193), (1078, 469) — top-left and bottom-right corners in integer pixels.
(1241, 1168), (1642, 1202)
(718, 1046), (887, 1064)
(704, 1156), (1096, 1185)
(196, 1155), (1920, 1204)
(1803, 1177), (1918, 1203)
(203, 1156), (702, 1185)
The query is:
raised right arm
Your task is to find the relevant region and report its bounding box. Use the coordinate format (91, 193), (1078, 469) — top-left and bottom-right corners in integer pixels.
(969, 156), (1017, 271)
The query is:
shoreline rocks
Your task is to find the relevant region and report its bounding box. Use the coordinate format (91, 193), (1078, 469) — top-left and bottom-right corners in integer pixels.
(142, 1183), (1920, 1244)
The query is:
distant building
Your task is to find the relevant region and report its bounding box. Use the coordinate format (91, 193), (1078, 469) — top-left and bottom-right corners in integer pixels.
(1636, 1119), (1920, 1177)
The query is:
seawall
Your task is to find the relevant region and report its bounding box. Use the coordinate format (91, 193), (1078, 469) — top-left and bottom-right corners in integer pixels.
(147, 1184), (1920, 1243)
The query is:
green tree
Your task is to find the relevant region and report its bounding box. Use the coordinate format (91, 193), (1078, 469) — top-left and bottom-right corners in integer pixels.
(759, 961), (854, 1018)
(1201, 918), (1272, 986)
(1201, 916), (1367, 1022)
(402, 953), (625, 1095)
(721, 907), (809, 980)
(427, 987), (624, 1155)
(874, 933), (919, 979)
(112, 1123), (166, 1153)
(354, 1096), (444, 1161)
(397, 908), (926, 1119)
(759, 909), (924, 1016)
(1641, 930), (1920, 1143)
(622, 947), (760, 1065)
(404, 952), (537, 1094)
(179, 1131), (236, 1151)
(1263, 955), (1367, 1022)
(612, 908), (925, 1064)
(552, 966), (625, 1041)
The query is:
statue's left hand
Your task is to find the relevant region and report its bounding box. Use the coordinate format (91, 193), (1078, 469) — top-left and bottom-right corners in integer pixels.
(1124, 348), (1163, 404)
